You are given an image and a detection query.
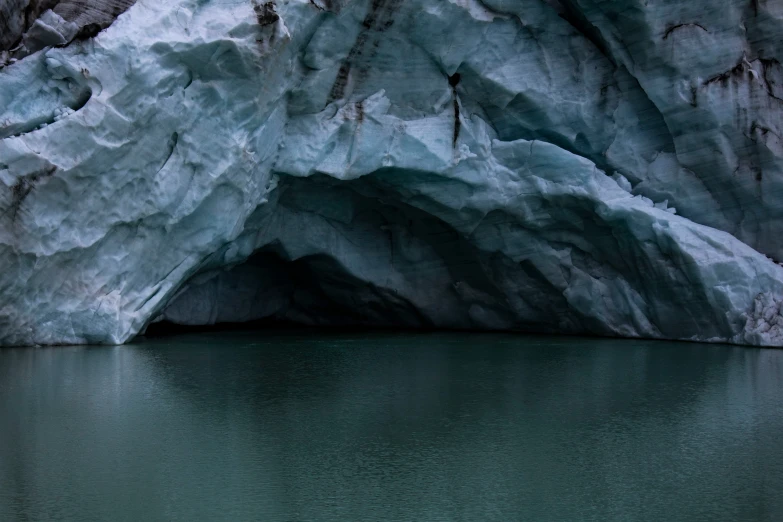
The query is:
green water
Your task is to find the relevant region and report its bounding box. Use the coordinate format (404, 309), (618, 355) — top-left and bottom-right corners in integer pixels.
(1, 331), (782, 521)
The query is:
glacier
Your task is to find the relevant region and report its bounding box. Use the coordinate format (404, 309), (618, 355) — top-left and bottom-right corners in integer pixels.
(1, 0), (783, 346)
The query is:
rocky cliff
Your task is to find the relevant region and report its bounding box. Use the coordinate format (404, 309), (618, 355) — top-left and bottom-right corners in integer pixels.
(2, 0), (783, 346)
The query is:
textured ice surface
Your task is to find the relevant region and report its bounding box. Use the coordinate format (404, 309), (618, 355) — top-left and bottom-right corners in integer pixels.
(2, 0), (783, 346)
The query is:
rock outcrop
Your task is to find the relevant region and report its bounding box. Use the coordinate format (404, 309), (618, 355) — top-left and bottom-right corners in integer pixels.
(1, 0), (783, 346)
(1, 0), (136, 64)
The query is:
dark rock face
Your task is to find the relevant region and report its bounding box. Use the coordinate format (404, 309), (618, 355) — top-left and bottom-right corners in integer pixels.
(0, 0), (59, 50)
(53, 0), (136, 28)
(0, 0), (135, 62)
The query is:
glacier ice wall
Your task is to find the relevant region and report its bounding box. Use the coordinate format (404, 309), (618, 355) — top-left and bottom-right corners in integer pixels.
(2, 0), (783, 346)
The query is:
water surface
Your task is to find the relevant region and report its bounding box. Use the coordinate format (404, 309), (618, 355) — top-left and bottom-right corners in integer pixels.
(1, 331), (782, 520)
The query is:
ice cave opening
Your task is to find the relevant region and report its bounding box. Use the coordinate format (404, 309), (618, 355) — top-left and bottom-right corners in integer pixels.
(144, 175), (518, 338)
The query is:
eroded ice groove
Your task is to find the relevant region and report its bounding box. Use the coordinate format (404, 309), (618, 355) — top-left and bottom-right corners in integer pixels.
(1, 0), (783, 346)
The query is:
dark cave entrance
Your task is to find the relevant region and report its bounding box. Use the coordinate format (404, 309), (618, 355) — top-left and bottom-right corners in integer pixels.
(143, 249), (434, 338)
(141, 172), (515, 339)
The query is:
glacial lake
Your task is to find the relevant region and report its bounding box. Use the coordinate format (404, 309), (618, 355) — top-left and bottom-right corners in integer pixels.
(1, 331), (782, 521)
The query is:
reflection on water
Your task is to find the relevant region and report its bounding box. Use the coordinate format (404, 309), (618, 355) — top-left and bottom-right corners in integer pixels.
(1, 332), (782, 521)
